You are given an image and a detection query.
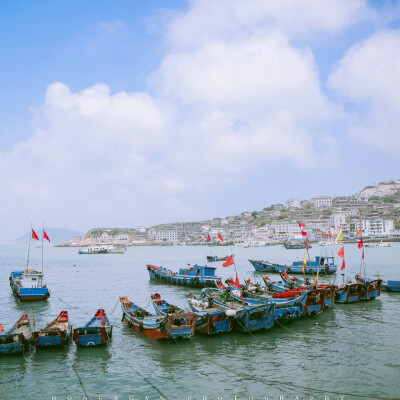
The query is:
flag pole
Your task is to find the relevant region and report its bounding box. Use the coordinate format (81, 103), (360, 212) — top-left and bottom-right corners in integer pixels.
(41, 222), (44, 275)
(27, 223), (32, 270)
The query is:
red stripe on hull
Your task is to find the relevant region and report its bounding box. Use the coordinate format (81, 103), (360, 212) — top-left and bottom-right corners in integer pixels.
(125, 320), (166, 339)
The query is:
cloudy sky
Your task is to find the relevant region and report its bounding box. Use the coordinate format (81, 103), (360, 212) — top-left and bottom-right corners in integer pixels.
(1, 0), (400, 239)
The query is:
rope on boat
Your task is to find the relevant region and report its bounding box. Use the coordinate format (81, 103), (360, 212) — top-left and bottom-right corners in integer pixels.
(54, 295), (90, 315)
(133, 367), (170, 400)
(109, 297), (120, 315)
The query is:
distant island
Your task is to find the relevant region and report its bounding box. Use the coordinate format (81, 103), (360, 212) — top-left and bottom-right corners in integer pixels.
(12, 227), (84, 244)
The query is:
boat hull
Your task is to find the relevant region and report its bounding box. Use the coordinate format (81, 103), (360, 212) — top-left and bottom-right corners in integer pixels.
(9, 272), (50, 301)
(35, 330), (72, 347)
(249, 259), (337, 275)
(73, 327), (112, 346)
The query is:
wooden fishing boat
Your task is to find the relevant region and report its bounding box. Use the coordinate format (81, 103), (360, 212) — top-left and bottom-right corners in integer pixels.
(0, 314), (33, 355)
(335, 282), (364, 303)
(147, 264), (221, 288)
(73, 309), (113, 346)
(206, 255), (231, 262)
(150, 294), (229, 335)
(34, 311), (72, 348)
(202, 288), (275, 333)
(9, 270), (50, 301)
(120, 296), (197, 339)
(355, 275), (383, 300)
(249, 256), (336, 275)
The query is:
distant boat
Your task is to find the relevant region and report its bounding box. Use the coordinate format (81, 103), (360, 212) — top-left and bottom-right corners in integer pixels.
(34, 311), (72, 348)
(317, 240), (336, 246)
(73, 309), (112, 346)
(364, 240), (391, 248)
(283, 242), (311, 249)
(120, 296), (196, 340)
(249, 256), (337, 274)
(0, 314), (33, 355)
(78, 243), (127, 254)
(147, 264), (221, 288)
(206, 255), (231, 262)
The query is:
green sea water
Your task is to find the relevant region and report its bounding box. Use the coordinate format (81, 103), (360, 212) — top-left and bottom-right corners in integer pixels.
(0, 243), (399, 400)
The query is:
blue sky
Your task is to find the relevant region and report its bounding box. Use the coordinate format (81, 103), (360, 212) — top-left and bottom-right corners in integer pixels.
(1, 0), (400, 239)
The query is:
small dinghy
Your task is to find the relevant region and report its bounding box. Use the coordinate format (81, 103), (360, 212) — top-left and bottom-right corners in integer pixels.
(34, 311), (72, 348)
(73, 309), (112, 346)
(0, 314), (33, 355)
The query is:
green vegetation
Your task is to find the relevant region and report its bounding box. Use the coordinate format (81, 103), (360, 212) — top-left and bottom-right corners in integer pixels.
(86, 228), (135, 237)
(395, 220), (400, 230)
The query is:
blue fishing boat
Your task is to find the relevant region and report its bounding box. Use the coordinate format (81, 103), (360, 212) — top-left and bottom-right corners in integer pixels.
(73, 309), (112, 346)
(9, 270), (50, 301)
(147, 264), (221, 288)
(202, 288), (275, 333)
(0, 314), (33, 355)
(382, 280), (400, 292)
(335, 283), (363, 303)
(34, 311), (72, 348)
(120, 296), (197, 340)
(355, 275), (383, 300)
(150, 293), (228, 335)
(249, 256), (337, 275)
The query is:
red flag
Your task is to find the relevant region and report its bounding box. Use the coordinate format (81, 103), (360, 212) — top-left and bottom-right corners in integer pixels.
(282, 270), (288, 278)
(43, 230), (50, 243)
(32, 229), (39, 240)
(301, 231), (307, 237)
(329, 231), (332, 238)
(362, 249), (365, 260)
(235, 273), (240, 288)
(207, 234), (211, 242)
(358, 238), (363, 249)
(218, 232), (224, 241)
(341, 259), (345, 270)
(338, 246), (344, 258)
(322, 233), (325, 240)
(298, 222), (305, 227)
(222, 255), (234, 267)
(0, 323), (4, 332)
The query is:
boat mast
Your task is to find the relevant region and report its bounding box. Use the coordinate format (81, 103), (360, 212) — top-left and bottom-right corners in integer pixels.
(41, 222), (44, 275)
(26, 223), (32, 269)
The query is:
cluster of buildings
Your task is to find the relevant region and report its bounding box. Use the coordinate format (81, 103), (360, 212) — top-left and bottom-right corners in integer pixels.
(67, 182), (400, 246)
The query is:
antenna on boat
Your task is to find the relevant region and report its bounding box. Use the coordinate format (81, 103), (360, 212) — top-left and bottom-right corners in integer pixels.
(26, 223), (32, 270)
(341, 273), (345, 284)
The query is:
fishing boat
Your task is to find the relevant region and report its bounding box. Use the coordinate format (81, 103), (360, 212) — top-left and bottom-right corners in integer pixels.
(150, 294), (225, 336)
(381, 280), (400, 292)
(147, 264), (221, 288)
(283, 242), (312, 249)
(202, 288), (275, 333)
(9, 270), (50, 301)
(34, 311), (72, 348)
(78, 243), (126, 254)
(186, 294), (234, 334)
(120, 296), (197, 339)
(10, 225), (50, 301)
(355, 275), (383, 300)
(249, 256), (337, 275)
(206, 255), (230, 262)
(335, 282), (364, 303)
(0, 314), (33, 355)
(364, 240), (391, 248)
(73, 309), (113, 346)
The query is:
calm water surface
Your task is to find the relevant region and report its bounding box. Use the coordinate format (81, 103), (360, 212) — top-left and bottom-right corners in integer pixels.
(0, 243), (399, 400)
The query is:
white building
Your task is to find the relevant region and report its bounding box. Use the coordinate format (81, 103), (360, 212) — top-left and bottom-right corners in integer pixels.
(286, 198), (301, 208)
(353, 219), (394, 236)
(155, 229), (178, 242)
(310, 196), (333, 208)
(115, 234), (130, 241)
(274, 221), (301, 237)
(329, 214), (346, 229)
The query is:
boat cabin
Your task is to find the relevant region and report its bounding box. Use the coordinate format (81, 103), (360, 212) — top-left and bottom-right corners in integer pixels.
(178, 265), (217, 277)
(13, 270), (44, 289)
(292, 256), (335, 268)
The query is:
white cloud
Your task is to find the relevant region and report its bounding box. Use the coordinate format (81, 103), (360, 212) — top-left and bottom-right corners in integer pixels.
(328, 30), (400, 152)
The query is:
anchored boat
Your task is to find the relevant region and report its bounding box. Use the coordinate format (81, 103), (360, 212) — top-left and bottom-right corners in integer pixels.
(147, 264), (221, 288)
(120, 296), (197, 339)
(355, 275), (383, 300)
(0, 314), (33, 355)
(34, 311), (72, 348)
(73, 309), (112, 346)
(10, 270), (50, 301)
